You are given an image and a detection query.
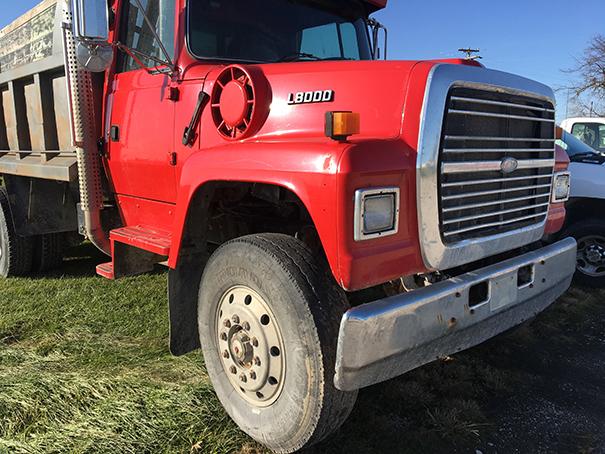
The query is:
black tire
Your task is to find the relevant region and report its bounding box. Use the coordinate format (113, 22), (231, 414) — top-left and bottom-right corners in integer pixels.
(198, 233), (357, 453)
(32, 233), (65, 272)
(0, 187), (33, 277)
(562, 219), (605, 288)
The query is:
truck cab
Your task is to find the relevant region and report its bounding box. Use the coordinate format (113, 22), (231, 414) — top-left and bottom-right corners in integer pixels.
(0, 0), (576, 451)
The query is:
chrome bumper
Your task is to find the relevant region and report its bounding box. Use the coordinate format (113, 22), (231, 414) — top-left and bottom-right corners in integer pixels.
(334, 237), (577, 391)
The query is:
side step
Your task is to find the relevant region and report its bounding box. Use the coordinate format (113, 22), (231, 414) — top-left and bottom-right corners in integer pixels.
(96, 262), (115, 279)
(96, 225), (171, 279)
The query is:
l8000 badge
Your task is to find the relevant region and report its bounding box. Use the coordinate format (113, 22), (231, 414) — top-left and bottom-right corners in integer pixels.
(287, 90), (334, 105)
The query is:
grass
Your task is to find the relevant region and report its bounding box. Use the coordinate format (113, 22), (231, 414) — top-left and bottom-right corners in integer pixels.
(1, 244), (604, 453)
(0, 244), (261, 454)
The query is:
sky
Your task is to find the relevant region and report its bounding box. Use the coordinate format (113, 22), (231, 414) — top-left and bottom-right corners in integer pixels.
(2, 0), (603, 119)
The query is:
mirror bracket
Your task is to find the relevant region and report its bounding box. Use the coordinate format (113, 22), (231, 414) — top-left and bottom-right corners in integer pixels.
(368, 18), (388, 61)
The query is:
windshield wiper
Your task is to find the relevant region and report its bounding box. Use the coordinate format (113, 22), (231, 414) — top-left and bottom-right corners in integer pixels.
(278, 52), (322, 62)
(570, 152), (605, 163)
(277, 53), (354, 63)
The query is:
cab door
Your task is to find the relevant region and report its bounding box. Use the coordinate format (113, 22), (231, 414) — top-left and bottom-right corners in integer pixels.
(107, 0), (177, 203)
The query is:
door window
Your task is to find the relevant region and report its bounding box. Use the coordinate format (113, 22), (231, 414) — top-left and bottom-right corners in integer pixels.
(571, 122), (605, 152)
(118, 0), (176, 72)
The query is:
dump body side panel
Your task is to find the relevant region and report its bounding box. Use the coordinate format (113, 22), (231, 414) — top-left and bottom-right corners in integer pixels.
(0, 0), (77, 182)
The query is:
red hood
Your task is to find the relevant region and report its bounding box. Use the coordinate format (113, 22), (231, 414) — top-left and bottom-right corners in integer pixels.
(189, 59), (483, 148)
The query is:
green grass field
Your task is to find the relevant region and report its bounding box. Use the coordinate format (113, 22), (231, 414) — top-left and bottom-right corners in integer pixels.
(1, 244), (604, 453)
(0, 244), (260, 454)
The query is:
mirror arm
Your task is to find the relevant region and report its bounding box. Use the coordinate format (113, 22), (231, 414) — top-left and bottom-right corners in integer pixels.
(131, 0), (176, 73)
(114, 42), (172, 75)
(367, 18), (388, 60)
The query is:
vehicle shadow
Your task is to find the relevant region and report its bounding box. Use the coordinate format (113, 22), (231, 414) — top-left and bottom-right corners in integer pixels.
(311, 285), (605, 454)
(31, 242), (166, 279)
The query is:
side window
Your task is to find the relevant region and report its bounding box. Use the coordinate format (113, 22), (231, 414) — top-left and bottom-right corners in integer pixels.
(118, 0), (175, 73)
(571, 122), (599, 149)
(599, 125), (605, 150)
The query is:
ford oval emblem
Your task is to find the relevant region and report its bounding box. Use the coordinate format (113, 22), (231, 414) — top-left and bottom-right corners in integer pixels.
(500, 157), (519, 174)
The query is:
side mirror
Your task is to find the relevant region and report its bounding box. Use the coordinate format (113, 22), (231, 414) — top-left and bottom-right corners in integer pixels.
(71, 0), (114, 72)
(72, 0), (110, 42)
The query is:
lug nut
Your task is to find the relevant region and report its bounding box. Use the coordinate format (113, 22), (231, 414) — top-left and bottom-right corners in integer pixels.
(232, 315), (240, 324)
(254, 356), (261, 366)
(250, 371), (257, 380)
(220, 332), (228, 341)
(243, 321), (251, 331)
(252, 338), (259, 347)
(230, 366), (237, 375)
(239, 373), (247, 383)
(223, 319), (231, 328)
(223, 350), (230, 359)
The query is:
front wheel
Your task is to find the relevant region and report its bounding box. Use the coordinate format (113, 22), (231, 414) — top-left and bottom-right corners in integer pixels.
(562, 219), (605, 288)
(198, 234), (357, 453)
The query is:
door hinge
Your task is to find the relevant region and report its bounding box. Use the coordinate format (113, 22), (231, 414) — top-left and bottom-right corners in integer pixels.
(168, 152), (177, 166)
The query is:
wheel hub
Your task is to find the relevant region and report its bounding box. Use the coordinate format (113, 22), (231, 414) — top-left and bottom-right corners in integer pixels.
(577, 235), (605, 277)
(585, 244), (605, 264)
(216, 286), (285, 407)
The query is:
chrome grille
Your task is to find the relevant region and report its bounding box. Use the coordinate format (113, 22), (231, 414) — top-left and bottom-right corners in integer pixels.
(439, 87), (555, 243)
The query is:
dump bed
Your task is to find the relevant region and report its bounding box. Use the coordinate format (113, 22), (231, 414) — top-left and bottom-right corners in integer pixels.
(0, 0), (76, 182)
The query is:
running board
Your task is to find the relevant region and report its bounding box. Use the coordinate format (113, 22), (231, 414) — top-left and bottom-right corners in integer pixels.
(96, 225), (171, 279)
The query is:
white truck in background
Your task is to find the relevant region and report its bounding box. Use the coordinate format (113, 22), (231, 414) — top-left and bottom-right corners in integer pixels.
(557, 120), (605, 286)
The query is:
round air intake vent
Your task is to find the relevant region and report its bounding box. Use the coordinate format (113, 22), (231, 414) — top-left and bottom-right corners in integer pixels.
(210, 65), (270, 140)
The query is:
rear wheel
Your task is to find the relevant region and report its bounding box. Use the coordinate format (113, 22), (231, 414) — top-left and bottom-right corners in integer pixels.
(198, 233), (356, 453)
(562, 219), (605, 288)
(0, 187), (33, 277)
(33, 233), (65, 272)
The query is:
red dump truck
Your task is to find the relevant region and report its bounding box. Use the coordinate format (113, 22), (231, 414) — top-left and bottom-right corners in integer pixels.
(0, 0), (576, 451)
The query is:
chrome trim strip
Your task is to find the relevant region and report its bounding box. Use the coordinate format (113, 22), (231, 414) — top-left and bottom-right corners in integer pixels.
(442, 174), (552, 188)
(442, 158), (554, 174)
(416, 64), (556, 270)
(444, 212), (547, 236)
(443, 148), (554, 154)
(443, 202), (550, 225)
(442, 183), (552, 201)
(334, 238), (576, 391)
(445, 135), (554, 142)
(448, 109), (556, 123)
(442, 193), (551, 213)
(450, 96), (556, 113)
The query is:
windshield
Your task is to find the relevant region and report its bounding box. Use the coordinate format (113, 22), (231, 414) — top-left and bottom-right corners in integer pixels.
(570, 122), (605, 152)
(558, 131), (601, 159)
(187, 0), (373, 63)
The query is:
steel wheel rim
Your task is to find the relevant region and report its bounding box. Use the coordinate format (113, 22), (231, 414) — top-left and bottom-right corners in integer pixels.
(216, 286), (285, 407)
(577, 235), (605, 277)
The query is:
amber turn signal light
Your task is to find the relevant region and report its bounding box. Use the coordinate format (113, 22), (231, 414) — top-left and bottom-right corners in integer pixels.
(325, 111), (360, 141)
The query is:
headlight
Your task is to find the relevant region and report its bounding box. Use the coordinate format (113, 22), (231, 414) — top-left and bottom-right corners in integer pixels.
(552, 171), (571, 203)
(354, 188), (400, 241)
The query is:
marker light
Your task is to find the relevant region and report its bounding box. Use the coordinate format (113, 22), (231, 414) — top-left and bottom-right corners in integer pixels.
(325, 111), (360, 141)
(552, 171), (571, 203)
